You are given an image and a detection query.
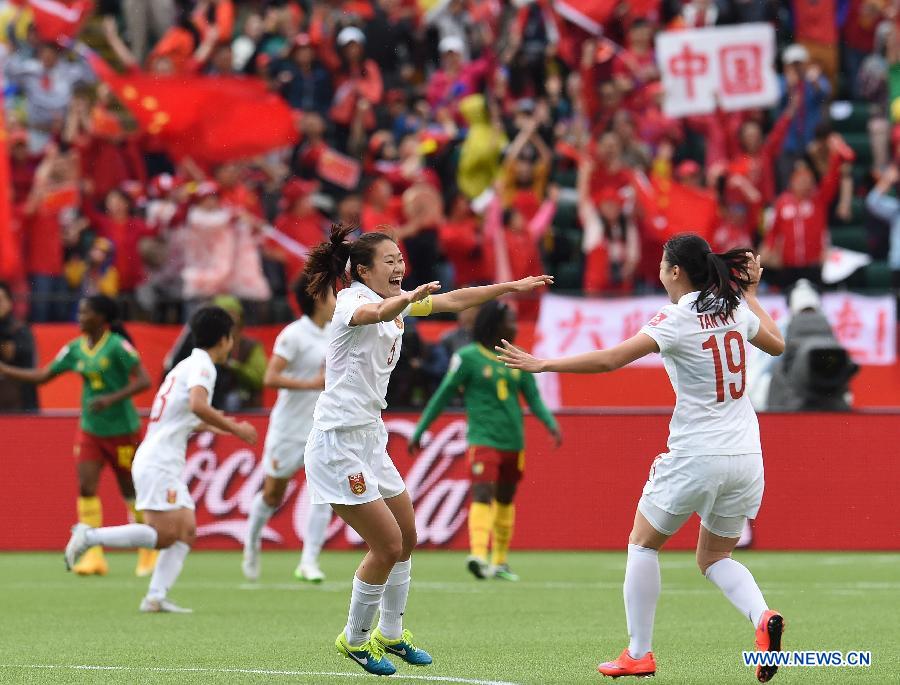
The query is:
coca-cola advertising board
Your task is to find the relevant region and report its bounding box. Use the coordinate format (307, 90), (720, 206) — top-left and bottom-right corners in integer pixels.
(2, 413), (898, 551)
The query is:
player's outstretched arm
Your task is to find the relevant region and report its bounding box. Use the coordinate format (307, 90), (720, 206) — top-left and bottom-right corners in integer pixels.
(430, 275), (554, 314)
(188, 386), (258, 445)
(350, 281), (442, 326)
(496, 334), (658, 374)
(0, 362), (56, 385)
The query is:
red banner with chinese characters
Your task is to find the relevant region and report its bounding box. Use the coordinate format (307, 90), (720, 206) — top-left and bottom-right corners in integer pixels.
(2, 413), (898, 551)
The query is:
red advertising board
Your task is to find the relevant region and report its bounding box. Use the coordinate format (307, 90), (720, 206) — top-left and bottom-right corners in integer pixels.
(1, 413), (898, 551)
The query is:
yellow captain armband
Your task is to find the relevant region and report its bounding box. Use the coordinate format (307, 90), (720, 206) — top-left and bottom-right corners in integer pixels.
(408, 294), (434, 317)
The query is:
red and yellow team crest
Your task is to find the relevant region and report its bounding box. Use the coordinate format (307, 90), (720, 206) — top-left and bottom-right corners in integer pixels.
(393, 316), (404, 330)
(166, 489), (178, 504)
(348, 472), (367, 495)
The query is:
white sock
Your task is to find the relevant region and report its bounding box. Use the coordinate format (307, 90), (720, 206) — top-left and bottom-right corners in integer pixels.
(377, 558), (412, 640)
(300, 502), (332, 567)
(245, 492), (276, 554)
(624, 544), (660, 659)
(147, 541), (190, 601)
(705, 557), (769, 628)
(344, 575), (386, 646)
(85, 524), (157, 549)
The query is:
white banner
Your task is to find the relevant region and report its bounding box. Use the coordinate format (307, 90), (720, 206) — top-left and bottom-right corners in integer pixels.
(655, 23), (779, 117)
(534, 292), (896, 368)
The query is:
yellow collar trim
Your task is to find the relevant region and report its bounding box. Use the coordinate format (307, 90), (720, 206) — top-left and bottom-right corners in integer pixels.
(475, 343), (499, 362)
(80, 330), (111, 357)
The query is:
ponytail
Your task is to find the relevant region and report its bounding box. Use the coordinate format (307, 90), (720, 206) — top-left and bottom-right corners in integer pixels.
(662, 234), (753, 319)
(303, 223), (397, 300)
(303, 223), (355, 300)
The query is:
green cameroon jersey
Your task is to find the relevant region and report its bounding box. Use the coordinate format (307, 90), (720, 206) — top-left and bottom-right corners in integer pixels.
(413, 343), (558, 451)
(49, 331), (141, 437)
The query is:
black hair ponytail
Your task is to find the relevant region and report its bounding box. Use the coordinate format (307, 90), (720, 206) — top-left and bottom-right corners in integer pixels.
(84, 294), (135, 346)
(303, 223), (396, 300)
(662, 234), (753, 319)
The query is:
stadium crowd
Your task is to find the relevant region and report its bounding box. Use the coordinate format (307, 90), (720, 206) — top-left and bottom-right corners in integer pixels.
(1, 0), (899, 330)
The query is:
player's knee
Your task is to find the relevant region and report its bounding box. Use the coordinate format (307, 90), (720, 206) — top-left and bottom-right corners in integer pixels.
(400, 529), (417, 559)
(181, 526), (197, 547)
(696, 549), (730, 574)
(154, 528), (177, 549)
(376, 537), (404, 566)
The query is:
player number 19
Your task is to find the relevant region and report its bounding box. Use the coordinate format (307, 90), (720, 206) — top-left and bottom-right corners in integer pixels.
(701, 331), (746, 402)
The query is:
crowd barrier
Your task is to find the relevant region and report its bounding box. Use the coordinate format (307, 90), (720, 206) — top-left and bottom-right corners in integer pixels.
(2, 412), (897, 551)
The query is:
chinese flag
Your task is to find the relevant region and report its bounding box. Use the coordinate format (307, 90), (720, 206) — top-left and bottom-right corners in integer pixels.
(633, 172), (717, 242)
(11, 0), (93, 44)
(555, 0), (659, 33)
(316, 147), (362, 190)
(88, 53), (299, 164)
(0, 96), (22, 280)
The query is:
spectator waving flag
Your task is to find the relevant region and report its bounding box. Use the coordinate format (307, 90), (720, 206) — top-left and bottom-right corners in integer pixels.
(86, 51), (299, 164)
(11, 0), (93, 44)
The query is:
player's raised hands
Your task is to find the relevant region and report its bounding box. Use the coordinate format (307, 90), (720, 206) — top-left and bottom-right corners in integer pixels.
(744, 252), (763, 296)
(495, 339), (545, 373)
(509, 275), (554, 293)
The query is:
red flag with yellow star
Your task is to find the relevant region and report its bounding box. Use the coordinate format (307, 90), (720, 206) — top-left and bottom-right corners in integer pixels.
(633, 171), (717, 242)
(87, 53), (299, 164)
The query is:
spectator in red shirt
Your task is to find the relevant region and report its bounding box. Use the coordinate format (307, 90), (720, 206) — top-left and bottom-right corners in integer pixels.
(579, 184), (640, 295)
(329, 27), (383, 135)
(267, 178), (326, 285)
(612, 19), (658, 107)
(439, 193), (490, 287)
(761, 138), (845, 287)
(8, 128), (40, 206)
(361, 176), (401, 232)
(214, 162), (263, 217)
(81, 188), (157, 299)
(589, 132), (632, 201)
(426, 35), (492, 110)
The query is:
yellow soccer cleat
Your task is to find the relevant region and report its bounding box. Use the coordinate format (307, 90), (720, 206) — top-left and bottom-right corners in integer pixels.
(135, 548), (159, 577)
(73, 547), (108, 576)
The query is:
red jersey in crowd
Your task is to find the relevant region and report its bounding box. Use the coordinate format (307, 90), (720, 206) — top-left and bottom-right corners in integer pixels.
(764, 155), (841, 268)
(439, 216), (490, 286)
(24, 185), (79, 276)
(82, 200), (157, 291)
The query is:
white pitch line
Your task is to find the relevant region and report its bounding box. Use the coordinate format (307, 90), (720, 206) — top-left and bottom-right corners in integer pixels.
(0, 664), (521, 685)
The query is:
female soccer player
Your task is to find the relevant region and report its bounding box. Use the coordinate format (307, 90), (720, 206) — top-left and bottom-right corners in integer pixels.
(243, 274), (336, 583)
(410, 300), (561, 582)
(64, 306), (258, 612)
(302, 224), (551, 676)
(498, 234), (787, 683)
(0, 295), (154, 577)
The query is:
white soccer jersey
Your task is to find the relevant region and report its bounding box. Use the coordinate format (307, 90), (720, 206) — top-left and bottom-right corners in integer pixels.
(314, 281), (422, 431)
(134, 348), (217, 475)
(640, 291), (762, 457)
(266, 315), (329, 445)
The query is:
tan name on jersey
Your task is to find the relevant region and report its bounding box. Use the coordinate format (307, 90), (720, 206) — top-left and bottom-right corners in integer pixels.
(697, 312), (735, 330)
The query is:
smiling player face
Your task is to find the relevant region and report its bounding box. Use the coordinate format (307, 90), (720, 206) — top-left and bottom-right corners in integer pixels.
(359, 239), (405, 299)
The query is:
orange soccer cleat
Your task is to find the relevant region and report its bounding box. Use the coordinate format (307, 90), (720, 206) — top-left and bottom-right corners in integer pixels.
(135, 548), (159, 577)
(754, 610), (785, 683)
(73, 547), (108, 576)
(598, 649), (657, 678)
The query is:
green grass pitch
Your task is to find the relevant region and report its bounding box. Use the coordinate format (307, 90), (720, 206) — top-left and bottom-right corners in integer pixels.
(0, 551), (897, 684)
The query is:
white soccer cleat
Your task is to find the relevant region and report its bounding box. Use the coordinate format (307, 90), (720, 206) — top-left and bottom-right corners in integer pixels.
(64, 523), (92, 571)
(242, 546), (261, 582)
(139, 597), (193, 613)
(295, 562), (325, 583)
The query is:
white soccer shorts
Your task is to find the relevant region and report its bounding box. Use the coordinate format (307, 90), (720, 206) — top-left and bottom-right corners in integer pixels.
(263, 437), (307, 479)
(132, 461), (195, 512)
(303, 422), (406, 506)
(638, 452), (764, 538)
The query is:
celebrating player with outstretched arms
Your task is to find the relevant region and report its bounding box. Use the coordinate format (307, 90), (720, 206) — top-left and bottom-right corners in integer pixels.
(64, 306), (258, 613)
(302, 223), (552, 676)
(498, 234), (787, 683)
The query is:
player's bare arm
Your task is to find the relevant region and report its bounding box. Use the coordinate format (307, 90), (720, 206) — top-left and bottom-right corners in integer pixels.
(0, 362), (57, 385)
(742, 252), (785, 357)
(263, 355), (325, 391)
(350, 281), (442, 326)
(188, 386), (257, 445)
(430, 275), (554, 314)
(88, 363), (152, 413)
(496, 334), (658, 374)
